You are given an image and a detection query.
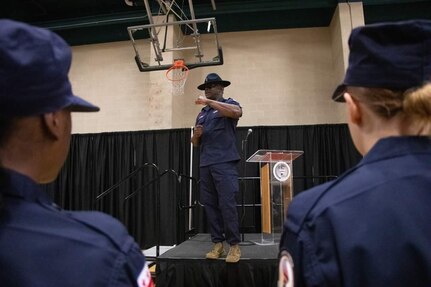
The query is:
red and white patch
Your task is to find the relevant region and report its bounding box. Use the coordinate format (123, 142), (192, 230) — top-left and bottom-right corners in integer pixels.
(137, 263), (154, 287)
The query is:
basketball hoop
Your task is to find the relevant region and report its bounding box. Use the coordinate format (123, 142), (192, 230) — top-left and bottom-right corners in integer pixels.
(166, 59), (189, 96)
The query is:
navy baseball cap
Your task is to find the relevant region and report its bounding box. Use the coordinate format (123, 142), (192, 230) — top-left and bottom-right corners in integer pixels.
(197, 73), (231, 90)
(332, 19), (431, 102)
(0, 19), (99, 116)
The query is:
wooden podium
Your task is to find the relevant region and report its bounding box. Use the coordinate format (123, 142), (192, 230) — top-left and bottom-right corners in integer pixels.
(247, 150), (303, 245)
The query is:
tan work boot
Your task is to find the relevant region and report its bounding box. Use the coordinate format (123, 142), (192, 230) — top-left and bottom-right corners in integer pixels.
(206, 242), (225, 259)
(226, 244), (241, 263)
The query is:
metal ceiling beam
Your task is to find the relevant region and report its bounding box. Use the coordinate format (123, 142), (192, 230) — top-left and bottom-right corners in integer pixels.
(10, 0), (430, 46)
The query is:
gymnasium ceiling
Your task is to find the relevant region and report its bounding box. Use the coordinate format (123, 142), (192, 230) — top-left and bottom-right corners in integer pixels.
(2, 0), (431, 45)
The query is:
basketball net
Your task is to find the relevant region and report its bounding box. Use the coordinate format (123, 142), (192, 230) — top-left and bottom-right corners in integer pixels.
(166, 59), (189, 96)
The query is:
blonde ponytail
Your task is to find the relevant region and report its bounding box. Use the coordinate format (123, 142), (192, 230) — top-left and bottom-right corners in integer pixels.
(403, 83), (431, 134)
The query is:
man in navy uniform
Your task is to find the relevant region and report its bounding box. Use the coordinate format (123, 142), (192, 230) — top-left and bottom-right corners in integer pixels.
(0, 19), (153, 287)
(191, 73), (242, 263)
(278, 20), (431, 287)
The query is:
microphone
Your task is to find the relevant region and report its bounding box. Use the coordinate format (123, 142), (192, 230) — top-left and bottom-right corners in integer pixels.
(245, 128), (253, 141)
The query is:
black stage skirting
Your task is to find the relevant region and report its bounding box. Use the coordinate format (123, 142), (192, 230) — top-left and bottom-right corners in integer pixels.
(155, 233), (279, 287)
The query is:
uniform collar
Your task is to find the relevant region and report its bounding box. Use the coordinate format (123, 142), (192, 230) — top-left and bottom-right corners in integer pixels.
(360, 136), (431, 166)
(0, 168), (53, 205)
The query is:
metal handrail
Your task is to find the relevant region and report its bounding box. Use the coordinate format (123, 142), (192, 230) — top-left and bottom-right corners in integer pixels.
(96, 162), (159, 200)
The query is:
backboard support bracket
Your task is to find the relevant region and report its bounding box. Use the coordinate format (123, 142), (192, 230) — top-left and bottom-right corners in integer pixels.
(128, 0), (224, 72)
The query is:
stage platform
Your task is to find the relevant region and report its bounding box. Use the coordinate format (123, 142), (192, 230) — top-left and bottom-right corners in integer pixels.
(155, 233), (279, 287)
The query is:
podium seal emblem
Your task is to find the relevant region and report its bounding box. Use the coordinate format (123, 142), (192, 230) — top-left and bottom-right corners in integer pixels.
(273, 161), (291, 182)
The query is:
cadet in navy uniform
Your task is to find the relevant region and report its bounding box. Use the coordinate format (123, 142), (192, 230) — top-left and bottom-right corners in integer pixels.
(191, 73), (242, 263)
(278, 20), (431, 287)
(0, 20), (153, 287)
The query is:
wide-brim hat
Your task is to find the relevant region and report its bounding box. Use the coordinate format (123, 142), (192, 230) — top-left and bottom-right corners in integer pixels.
(332, 19), (431, 102)
(197, 73), (231, 90)
(0, 19), (100, 117)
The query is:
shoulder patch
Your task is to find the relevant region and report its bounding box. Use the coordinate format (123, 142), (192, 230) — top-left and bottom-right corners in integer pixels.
(137, 263), (154, 287)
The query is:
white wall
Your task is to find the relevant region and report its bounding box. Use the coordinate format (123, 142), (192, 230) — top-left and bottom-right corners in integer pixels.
(69, 3), (364, 134)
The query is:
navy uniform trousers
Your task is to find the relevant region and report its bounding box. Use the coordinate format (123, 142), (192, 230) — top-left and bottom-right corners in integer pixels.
(200, 161), (240, 245)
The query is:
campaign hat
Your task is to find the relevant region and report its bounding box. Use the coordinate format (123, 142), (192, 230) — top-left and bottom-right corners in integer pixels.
(197, 73), (231, 90)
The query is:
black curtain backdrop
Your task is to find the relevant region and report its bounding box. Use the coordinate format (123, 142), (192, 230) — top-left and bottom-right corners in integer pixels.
(42, 124), (361, 249)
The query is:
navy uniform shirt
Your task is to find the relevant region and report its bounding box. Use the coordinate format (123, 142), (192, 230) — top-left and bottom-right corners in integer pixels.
(195, 97), (241, 167)
(0, 169), (153, 287)
(279, 136), (431, 287)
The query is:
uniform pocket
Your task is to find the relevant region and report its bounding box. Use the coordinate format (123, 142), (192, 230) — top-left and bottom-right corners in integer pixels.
(212, 116), (225, 131)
